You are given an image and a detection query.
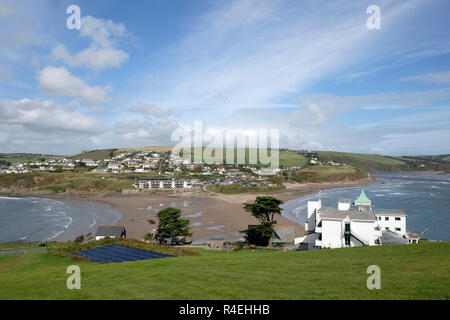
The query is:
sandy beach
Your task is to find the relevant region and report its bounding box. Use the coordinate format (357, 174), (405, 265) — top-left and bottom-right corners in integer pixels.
(72, 177), (375, 242)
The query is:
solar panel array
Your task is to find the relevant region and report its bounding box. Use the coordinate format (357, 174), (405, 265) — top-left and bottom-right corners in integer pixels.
(73, 244), (172, 263)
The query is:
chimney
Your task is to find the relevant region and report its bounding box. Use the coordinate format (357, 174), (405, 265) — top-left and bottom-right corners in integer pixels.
(338, 199), (351, 211)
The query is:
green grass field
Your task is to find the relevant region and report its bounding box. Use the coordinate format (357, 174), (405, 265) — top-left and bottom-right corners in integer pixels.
(115, 146), (174, 153)
(317, 151), (406, 172)
(279, 151), (307, 167)
(0, 172), (140, 193)
(294, 165), (368, 183)
(70, 149), (117, 161)
(0, 153), (61, 164)
(0, 241), (448, 299)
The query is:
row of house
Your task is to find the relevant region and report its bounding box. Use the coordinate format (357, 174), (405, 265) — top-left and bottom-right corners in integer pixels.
(134, 178), (201, 189)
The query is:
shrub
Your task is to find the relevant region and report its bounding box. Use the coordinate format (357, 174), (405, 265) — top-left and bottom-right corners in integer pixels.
(73, 235), (84, 243)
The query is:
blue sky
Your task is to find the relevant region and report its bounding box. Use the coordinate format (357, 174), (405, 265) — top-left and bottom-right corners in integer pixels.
(0, 0), (449, 155)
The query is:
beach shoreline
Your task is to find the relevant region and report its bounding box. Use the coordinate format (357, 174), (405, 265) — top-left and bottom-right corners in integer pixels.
(0, 177), (375, 242)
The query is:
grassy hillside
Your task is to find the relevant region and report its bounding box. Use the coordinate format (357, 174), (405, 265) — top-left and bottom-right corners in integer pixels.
(70, 149), (117, 161)
(317, 151), (406, 172)
(115, 146), (174, 153)
(404, 154), (450, 163)
(279, 151), (308, 167)
(0, 241), (448, 299)
(316, 151), (450, 172)
(0, 153), (60, 164)
(294, 165), (368, 183)
(0, 172), (137, 193)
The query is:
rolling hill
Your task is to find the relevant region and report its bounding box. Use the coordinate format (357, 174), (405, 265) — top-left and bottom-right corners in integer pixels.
(315, 151), (450, 172)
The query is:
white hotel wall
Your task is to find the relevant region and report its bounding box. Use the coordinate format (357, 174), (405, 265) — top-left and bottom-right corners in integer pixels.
(321, 219), (343, 248)
(350, 220), (378, 245)
(320, 219), (378, 248)
(376, 215), (406, 236)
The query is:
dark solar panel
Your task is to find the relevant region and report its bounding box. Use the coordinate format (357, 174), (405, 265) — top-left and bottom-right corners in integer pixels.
(72, 245), (172, 263)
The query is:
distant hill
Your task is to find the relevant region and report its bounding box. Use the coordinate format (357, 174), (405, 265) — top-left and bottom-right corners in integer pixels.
(293, 165), (368, 183)
(115, 146), (174, 153)
(399, 154), (450, 163)
(70, 149), (117, 161)
(0, 153), (60, 164)
(315, 151), (450, 172)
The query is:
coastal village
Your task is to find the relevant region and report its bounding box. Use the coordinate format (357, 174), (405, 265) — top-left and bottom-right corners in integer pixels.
(0, 149), (345, 190)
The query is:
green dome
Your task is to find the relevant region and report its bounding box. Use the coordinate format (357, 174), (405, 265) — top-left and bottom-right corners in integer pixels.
(354, 189), (372, 205)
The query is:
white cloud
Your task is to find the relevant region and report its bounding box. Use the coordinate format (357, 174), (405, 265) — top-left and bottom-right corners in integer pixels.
(0, 98), (105, 154)
(52, 44), (129, 71)
(128, 102), (171, 118)
(51, 15), (132, 71)
(113, 119), (178, 146)
(401, 71), (450, 85)
(80, 15), (131, 48)
(0, 98), (102, 132)
(37, 66), (109, 104)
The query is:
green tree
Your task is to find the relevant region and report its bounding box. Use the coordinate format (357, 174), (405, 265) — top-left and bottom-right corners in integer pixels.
(243, 196), (283, 224)
(243, 222), (275, 246)
(152, 208), (191, 244)
(241, 196), (284, 246)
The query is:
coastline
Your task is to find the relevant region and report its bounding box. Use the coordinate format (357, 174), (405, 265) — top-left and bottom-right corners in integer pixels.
(0, 177), (375, 242)
(371, 170), (448, 175)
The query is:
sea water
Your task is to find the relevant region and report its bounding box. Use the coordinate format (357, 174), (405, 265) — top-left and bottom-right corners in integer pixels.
(281, 173), (450, 241)
(0, 197), (122, 243)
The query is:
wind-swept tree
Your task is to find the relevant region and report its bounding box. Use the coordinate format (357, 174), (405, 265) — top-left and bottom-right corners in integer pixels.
(150, 207), (191, 244)
(241, 196), (284, 246)
(243, 196), (283, 224)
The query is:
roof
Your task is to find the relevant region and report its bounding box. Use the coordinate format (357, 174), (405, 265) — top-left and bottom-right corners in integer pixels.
(354, 189), (372, 205)
(272, 226), (295, 243)
(318, 207), (376, 221)
(95, 226), (126, 238)
(375, 209), (407, 216)
(405, 231), (421, 239)
(380, 230), (408, 245)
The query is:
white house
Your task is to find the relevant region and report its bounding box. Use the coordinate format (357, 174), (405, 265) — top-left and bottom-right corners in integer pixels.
(95, 226), (126, 240)
(298, 190), (412, 250)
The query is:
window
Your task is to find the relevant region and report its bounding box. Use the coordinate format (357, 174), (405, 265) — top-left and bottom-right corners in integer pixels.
(385, 217), (389, 221)
(395, 217), (401, 221)
(395, 227), (401, 231)
(385, 227), (389, 230)
(378, 217), (381, 220)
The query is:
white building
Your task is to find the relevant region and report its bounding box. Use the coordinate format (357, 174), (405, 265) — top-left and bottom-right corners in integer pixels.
(134, 178), (194, 189)
(298, 190), (412, 250)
